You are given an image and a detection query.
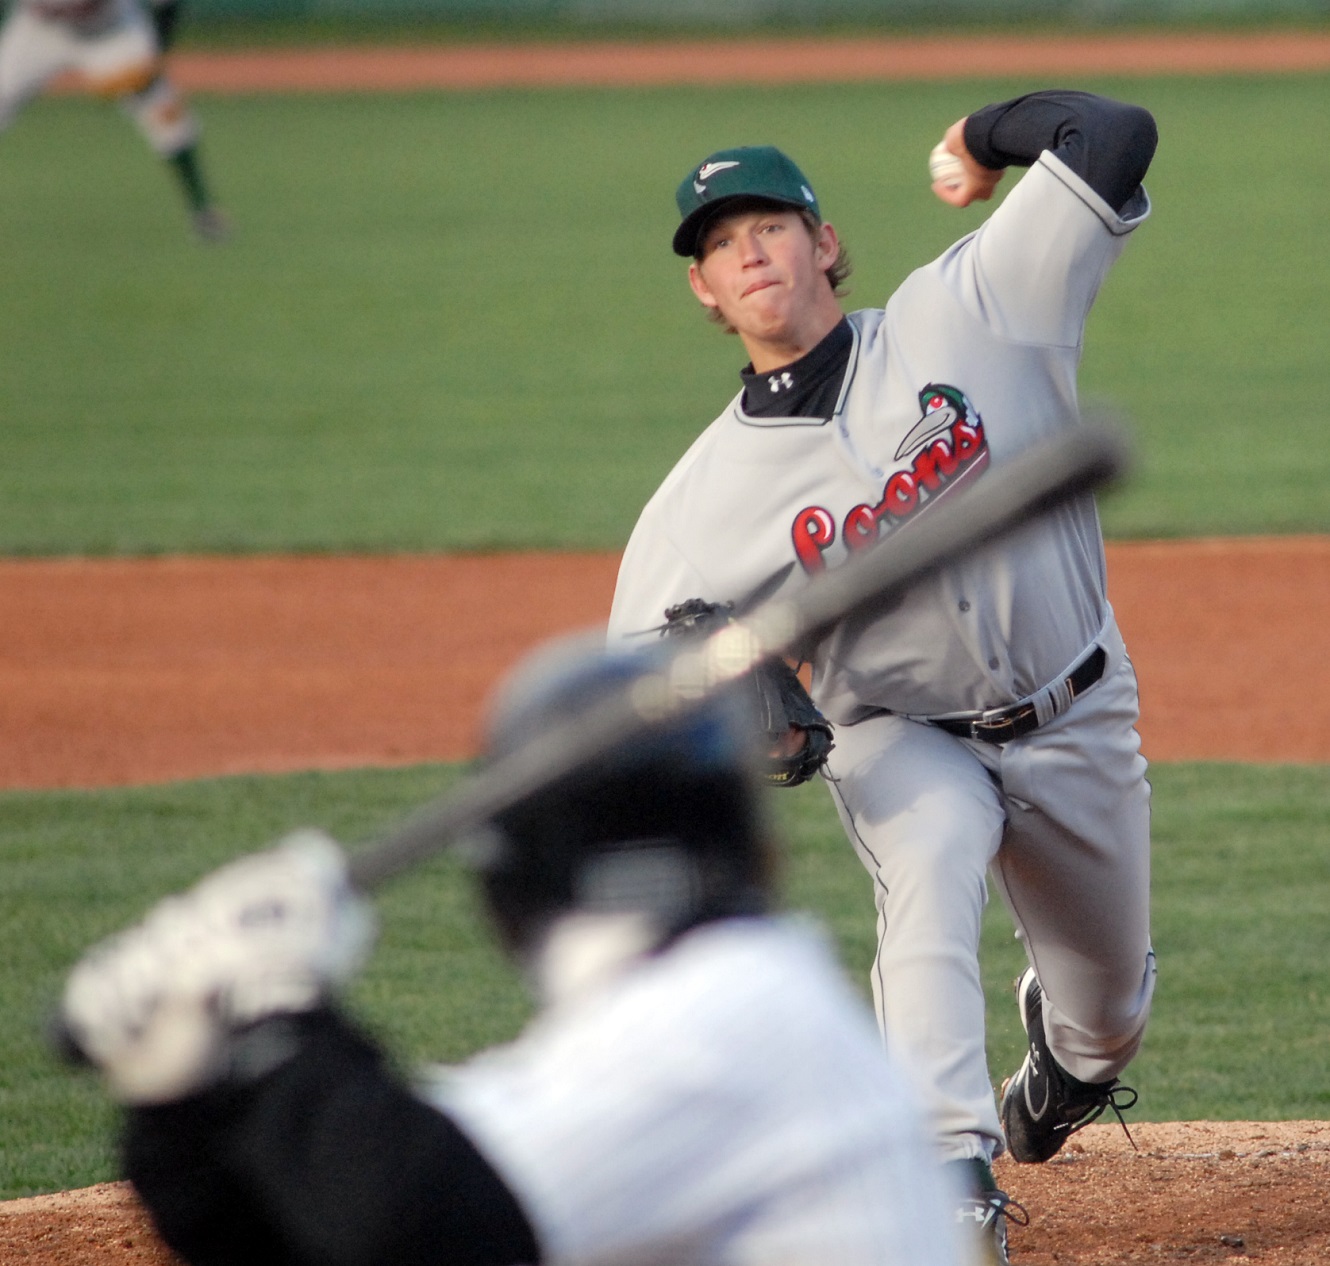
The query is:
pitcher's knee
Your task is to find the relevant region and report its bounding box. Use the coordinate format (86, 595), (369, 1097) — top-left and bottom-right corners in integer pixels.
(880, 837), (990, 930)
(1047, 955), (1156, 1073)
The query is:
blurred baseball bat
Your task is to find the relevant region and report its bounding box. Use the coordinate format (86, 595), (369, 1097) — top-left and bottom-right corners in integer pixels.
(347, 419), (1130, 891)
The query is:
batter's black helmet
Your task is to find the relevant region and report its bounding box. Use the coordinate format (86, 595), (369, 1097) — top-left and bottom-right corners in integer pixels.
(471, 635), (775, 958)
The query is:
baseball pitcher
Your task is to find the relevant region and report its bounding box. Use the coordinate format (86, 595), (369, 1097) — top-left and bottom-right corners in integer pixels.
(608, 89), (1159, 1264)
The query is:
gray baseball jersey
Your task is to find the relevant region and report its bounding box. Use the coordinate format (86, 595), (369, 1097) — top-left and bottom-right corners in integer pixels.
(427, 917), (963, 1266)
(609, 146), (1156, 1166)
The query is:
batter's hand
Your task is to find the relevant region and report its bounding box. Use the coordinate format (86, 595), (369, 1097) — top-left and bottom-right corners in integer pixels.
(60, 830), (375, 1104)
(930, 119), (1004, 208)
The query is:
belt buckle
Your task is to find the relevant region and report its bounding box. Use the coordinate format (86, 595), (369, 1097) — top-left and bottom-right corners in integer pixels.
(969, 707), (1014, 743)
(972, 703), (1044, 744)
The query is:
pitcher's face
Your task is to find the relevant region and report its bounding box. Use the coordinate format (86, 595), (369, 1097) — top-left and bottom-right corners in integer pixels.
(688, 208), (842, 369)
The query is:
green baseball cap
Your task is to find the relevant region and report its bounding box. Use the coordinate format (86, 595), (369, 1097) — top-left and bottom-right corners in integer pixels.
(673, 145), (820, 257)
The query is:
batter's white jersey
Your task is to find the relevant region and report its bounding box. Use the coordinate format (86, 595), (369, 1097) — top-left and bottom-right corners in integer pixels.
(424, 917), (962, 1266)
(609, 151), (1150, 727)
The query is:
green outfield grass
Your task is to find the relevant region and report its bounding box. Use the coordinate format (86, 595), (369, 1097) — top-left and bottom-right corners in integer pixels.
(1, 74), (1326, 555)
(2, 761), (1327, 1198)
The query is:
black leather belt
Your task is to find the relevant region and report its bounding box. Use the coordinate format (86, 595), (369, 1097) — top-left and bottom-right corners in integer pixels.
(931, 646), (1107, 745)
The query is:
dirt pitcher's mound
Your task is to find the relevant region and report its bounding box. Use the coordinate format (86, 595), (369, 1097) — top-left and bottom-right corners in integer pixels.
(3, 1123), (1328, 1265)
(996, 1121), (1330, 1264)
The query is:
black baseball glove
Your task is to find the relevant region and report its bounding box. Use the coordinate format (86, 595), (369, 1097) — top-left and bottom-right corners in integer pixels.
(660, 598), (834, 788)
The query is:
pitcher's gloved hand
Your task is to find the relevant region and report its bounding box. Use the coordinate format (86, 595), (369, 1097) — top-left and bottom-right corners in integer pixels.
(60, 829), (375, 1104)
(660, 598), (834, 787)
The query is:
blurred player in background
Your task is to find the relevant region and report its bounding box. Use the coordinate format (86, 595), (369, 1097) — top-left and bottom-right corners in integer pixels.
(0, 0), (227, 240)
(60, 636), (965, 1266)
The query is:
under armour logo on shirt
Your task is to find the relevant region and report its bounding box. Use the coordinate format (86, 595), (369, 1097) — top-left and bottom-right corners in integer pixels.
(768, 372), (795, 393)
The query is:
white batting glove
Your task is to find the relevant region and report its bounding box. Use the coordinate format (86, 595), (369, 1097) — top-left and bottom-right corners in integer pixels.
(60, 829), (375, 1105)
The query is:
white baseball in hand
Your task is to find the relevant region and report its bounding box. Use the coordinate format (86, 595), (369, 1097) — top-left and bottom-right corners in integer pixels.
(929, 141), (966, 190)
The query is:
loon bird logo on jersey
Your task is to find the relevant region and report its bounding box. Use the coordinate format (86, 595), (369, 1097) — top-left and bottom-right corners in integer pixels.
(791, 384), (989, 574)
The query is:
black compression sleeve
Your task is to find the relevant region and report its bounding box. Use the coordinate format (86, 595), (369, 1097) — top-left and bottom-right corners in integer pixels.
(124, 1009), (542, 1266)
(961, 90), (1157, 214)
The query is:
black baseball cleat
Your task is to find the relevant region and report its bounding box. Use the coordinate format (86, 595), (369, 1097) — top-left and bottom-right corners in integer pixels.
(947, 1158), (1027, 1266)
(999, 968), (1138, 1163)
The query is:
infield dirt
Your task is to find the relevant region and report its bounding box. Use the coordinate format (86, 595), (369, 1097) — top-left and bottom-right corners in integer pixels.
(8, 27), (1330, 1265)
(2, 537), (1327, 789)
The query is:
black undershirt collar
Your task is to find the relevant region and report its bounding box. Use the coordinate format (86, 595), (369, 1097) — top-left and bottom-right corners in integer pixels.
(739, 317), (853, 420)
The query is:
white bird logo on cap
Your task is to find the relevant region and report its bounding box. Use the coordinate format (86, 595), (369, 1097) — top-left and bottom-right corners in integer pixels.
(697, 160), (741, 180)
